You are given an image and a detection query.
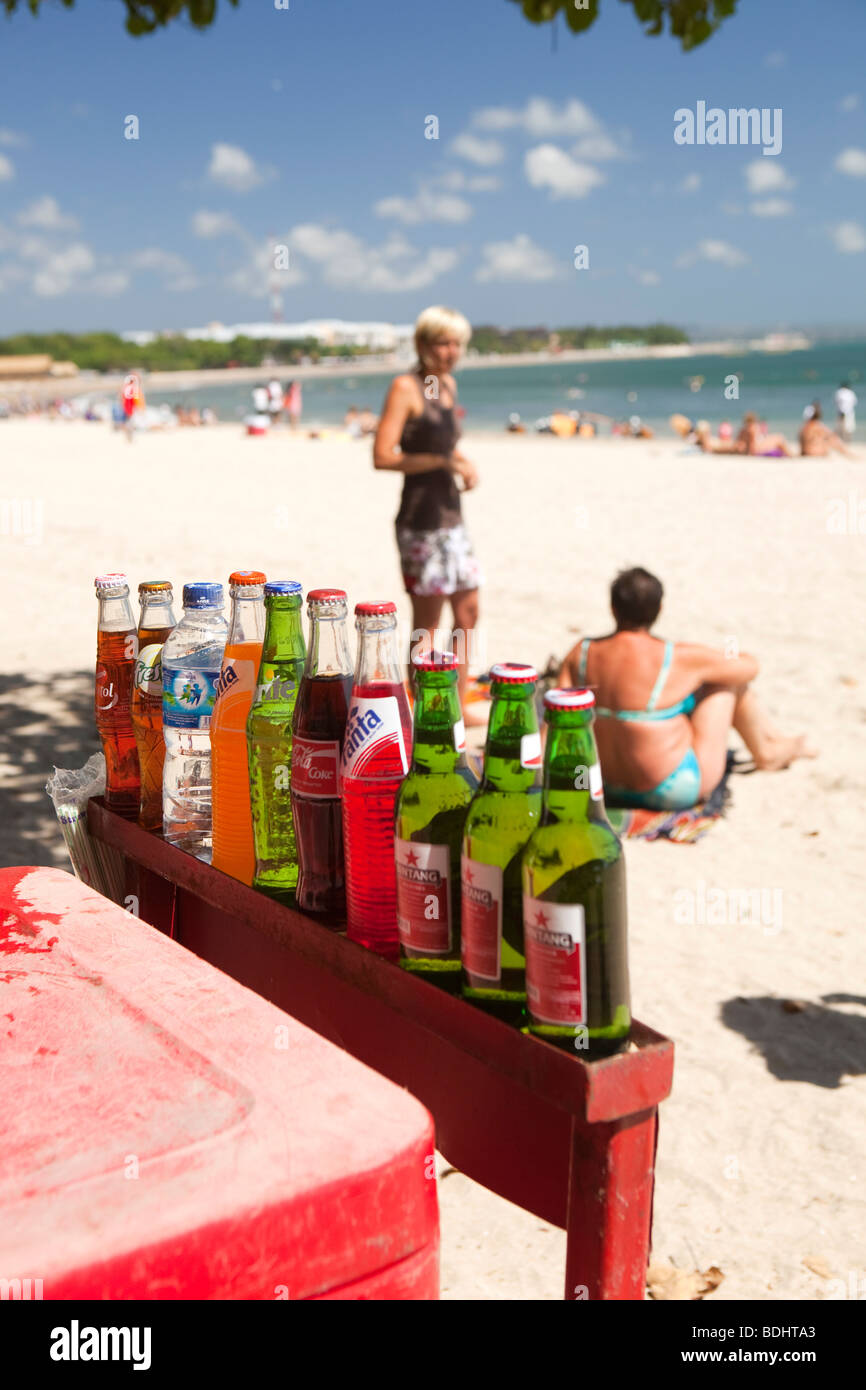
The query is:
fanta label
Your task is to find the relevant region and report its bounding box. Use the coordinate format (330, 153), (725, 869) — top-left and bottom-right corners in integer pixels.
(135, 644), (164, 696)
(396, 839), (451, 955)
(341, 696), (408, 779)
(292, 737), (340, 798)
(460, 857), (503, 982)
(163, 668), (219, 728)
(523, 897), (586, 1025)
(215, 664), (240, 698)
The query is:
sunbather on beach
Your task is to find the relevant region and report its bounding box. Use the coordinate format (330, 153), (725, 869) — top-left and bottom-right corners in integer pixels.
(799, 402), (852, 457)
(558, 567), (816, 811)
(672, 412), (794, 456)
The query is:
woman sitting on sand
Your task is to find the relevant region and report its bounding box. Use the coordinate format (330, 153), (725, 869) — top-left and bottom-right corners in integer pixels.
(799, 403), (852, 458)
(558, 567), (815, 811)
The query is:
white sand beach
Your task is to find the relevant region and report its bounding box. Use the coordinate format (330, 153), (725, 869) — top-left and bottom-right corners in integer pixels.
(3, 418), (865, 1300)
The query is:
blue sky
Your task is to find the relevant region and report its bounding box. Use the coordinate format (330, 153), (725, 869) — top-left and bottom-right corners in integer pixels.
(0, 0), (864, 334)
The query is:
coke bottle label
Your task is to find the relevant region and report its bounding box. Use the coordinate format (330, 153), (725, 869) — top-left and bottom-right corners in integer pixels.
(452, 718), (466, 752)
(163, 669), (219, 728)
(291, 737), (341, 798)
(342, 696), (409, 779)
(396, 839), (451, 954)
(134, 644), (164, 696)
(523, 897), (586, 1026)
(460, 856), (503, 982)
(520, 732), (542, 768)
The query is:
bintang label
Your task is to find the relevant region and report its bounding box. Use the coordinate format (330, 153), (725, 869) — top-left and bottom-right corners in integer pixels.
(523, 897), (586, 1025)
(460, 857), (503, 982)
(396, 839), (451, 954)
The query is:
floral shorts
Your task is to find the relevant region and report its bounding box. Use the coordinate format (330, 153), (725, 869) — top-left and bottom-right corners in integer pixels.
(396, 522), (484, 597)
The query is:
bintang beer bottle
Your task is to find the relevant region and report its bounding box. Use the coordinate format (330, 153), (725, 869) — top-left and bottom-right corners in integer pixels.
(460, 662), (542, 1024)
(395, 651), (478, 992)
(522, 689), (631, 1058)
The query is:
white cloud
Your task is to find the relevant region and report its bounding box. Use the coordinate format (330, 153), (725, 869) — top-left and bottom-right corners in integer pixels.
(474, 98), (598, 138)
(192, 209), (241, 239)
(31, 242), (95, 297)
(17, 196), (79, 230)
(628, 266), (661, 286)
(678, 173), (701, 193)
(0, 154), (15, 182)
(439, 170), (502, 192)
(0, 129), (27, 147)
(676, 239), (749, 269)
(834, 147), (866, 177)
(476, 233), (559, 282)
(374, 187), (472, 224)
(750, 198), (794, 217)
(838, 94), (860, 113)
(744, 160), (795, 194)
(207, 143), (274, 193)
(286, 224), (457, 292)
(450, 132), (505, 167)
(830, 220), (866, 253)
(571, 133), (624, 161)
(524, 144), (605, 199)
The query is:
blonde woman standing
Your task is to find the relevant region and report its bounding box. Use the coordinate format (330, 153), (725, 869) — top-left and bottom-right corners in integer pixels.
(373, 306), (484, 720)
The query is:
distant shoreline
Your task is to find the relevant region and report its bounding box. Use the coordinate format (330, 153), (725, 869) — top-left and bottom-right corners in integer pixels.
(2, 336), (812, 400)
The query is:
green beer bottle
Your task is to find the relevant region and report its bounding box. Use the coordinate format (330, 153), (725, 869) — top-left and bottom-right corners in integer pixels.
(247, 581), (306, 905)
(522, 689), (631, 1058)
(461, 662), (542, 1024)
(395, 651), (478, 992)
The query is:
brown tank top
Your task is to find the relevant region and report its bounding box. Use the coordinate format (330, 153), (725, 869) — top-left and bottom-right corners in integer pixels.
(395, 377), (462, 531)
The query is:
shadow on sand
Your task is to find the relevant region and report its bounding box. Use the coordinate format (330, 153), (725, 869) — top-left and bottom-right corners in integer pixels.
(721, 994), (866, 1089)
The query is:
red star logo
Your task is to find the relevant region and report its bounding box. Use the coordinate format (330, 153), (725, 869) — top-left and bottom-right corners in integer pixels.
(406, 849), (419, 866)
(464, 865), (474, 884)
(534, 910), (549, 927)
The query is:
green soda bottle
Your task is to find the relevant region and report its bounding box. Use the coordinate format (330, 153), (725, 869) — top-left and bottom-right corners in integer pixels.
(247, 581), (306, 905)
(395, 651), (478, 992)
(522, 689), (631, 1058)
(460, 662), (542, 1024)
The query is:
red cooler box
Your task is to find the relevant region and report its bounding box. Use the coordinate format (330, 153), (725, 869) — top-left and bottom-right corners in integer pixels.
(0, 866), (439, 1300)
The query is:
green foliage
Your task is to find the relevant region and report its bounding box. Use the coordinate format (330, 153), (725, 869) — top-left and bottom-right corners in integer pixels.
(469, 323), (688, 353)
(0, 331), (368, 372)
(512, 0), (737, 49)
(3, 0), (238, 33)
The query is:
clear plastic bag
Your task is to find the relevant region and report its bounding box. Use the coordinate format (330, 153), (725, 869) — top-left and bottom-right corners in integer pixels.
(45, 754), (126, 904)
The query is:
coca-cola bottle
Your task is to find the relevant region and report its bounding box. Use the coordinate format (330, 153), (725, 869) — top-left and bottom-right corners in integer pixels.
(291, 589), (353, 925)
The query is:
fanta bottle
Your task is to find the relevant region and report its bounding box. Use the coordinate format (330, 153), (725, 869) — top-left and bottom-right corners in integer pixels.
(132, 581), (176, 831)
(211, 570), (266, 884)
(94, 574), (140, 817)
(341, 601), (412, 959)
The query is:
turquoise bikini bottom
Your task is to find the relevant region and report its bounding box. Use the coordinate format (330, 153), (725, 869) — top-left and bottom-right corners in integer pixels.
(606, 747), (702, 812)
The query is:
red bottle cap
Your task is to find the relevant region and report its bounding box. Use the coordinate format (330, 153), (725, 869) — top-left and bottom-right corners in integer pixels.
(355, 601), (396, 616)
(309, 588), (347, 602)
(94, 573), (128, 591)
(544, 687), (595, 709)
(490, 662), (538, 684)
(229, 570), (266, 585)
(413, 650), (458, 671)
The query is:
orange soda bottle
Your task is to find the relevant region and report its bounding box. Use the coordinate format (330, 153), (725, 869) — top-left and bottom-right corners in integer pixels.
(94, 574), (140, 817)
(211, 570), (267, 883)
(132, 581), (177, 831)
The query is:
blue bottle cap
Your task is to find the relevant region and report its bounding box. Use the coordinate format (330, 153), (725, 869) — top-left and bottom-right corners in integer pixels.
(265, 580), (303, 597)
(183, 582), (224, 609)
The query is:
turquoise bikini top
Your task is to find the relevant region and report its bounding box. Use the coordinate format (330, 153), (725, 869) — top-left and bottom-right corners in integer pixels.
(577, 637), (697, 722)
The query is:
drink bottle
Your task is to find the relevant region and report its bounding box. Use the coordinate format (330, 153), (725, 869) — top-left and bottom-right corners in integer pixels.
(94, 574), (140, 817)
(161, 582), (228, 859)
(461, 662), (542, 1024)
(131, 582), (176, 831)
(247, 581), (306, 905)
(342, 601), (412, 959)
(395, 651), (477, 991)
(522, 689), (631, 1058)
(291, 589), (353, 924)
(211, 571), (267, 884)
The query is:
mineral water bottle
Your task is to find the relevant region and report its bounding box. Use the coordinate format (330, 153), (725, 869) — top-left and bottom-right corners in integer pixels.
(248, 581), (306, 905)
(161, 582), (227, 859)
(132, 581), (176, 831)
(395, 651), (477, 991)
(461, 662), (542, 1024)
(342, 601), (412, 959)
(522, 689), (631, 1058)
(94, 574), (140, 817)
(211, 570), (266, 884)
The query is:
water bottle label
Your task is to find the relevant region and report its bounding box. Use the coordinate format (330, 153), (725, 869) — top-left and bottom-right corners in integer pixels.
(523, 897), (586, 1026)
(163, 668), (219, 728)
(342, 696), (409, 778)
(134, 644), (164, 696)
(452, 718), (466, 752)
(396, 839), (451, 955)
(460, 856), (503, 982)
(292, 737), (341, 798)
(520, 731), (542, 769)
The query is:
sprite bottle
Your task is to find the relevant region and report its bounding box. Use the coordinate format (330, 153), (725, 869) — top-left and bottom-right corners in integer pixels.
(395, 651), (478, 992)
(522, 689), (631, 1058)
(247, 581), (306, 905)
(460, 662), (542, 1024)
